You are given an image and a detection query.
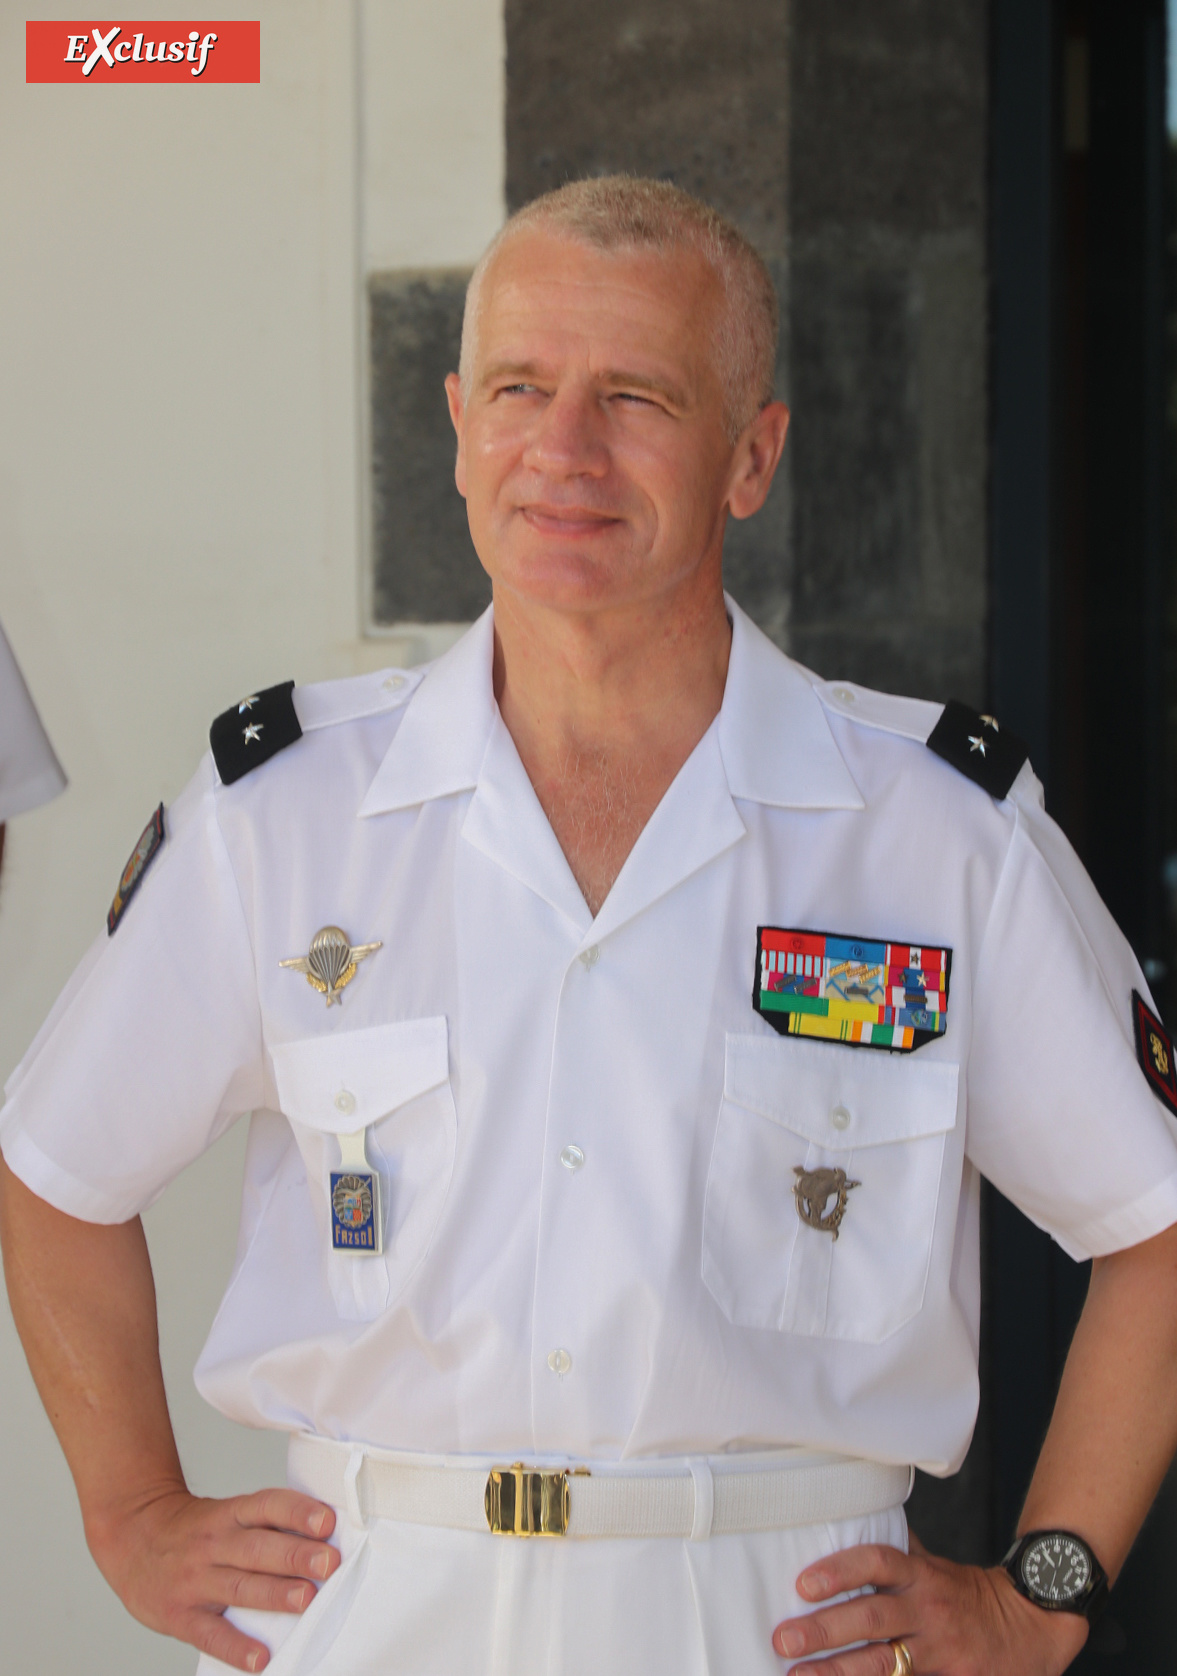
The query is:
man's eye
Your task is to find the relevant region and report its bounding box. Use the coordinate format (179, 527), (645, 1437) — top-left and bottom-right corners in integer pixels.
(500, 383), (538, 396)
(612, 391), (665, 410)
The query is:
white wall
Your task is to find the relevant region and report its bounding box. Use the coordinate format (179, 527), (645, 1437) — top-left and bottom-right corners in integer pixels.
(359, 0), (504, 269)
(0, 3), (503, 1670)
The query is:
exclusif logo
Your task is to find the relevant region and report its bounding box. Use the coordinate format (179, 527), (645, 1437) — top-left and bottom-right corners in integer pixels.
(26, 20), (260, 82)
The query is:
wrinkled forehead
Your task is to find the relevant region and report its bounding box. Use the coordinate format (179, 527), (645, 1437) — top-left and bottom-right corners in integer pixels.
(471, 227), (724, 382)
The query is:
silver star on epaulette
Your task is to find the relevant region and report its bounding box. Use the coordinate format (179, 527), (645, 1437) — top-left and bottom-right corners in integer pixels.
(243, 722), (264, 744)
(979, 714), (999, 731)
(968, 734), (987, 756)
(280, 925), (382, 1006)
(238, 695), (260, 713)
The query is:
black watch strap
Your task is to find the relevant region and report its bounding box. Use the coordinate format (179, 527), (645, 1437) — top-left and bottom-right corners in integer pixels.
(1001, 1530), (1109, 1623)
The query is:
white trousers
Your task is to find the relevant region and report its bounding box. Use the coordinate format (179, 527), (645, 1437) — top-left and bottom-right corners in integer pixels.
(195, 1460), (908, 1676)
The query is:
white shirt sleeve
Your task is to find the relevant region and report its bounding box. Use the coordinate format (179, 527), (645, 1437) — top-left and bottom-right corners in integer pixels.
(0, 620), (66, 822)
(966, 770), (1177, 1259)
(0, 756), (265, 1221)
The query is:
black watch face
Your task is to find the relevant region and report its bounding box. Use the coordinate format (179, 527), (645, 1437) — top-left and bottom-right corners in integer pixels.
(1019, 1535), (1092, 1604)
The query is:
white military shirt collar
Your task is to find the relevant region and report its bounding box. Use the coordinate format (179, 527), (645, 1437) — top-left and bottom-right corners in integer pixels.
(357, 596), (864, 939)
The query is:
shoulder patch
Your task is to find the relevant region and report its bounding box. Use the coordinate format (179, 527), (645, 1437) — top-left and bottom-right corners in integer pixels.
(108, 803), (165, 934)
(926, 701), (1029, 800)
(210, 680), (302, 785)
(1132, 990), (1177, 1116)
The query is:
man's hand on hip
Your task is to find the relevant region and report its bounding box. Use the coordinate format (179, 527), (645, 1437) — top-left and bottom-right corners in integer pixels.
(88, 1483), (341, 1672)
(0, 1163), (342, 1671)
(772, 1540), (1086, 1675)
(773, 1219), (1177, 1671)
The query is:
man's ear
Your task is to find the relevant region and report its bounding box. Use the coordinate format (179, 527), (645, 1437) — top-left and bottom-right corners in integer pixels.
(444, 372), (467, 499)
(728, 401), (790, 521)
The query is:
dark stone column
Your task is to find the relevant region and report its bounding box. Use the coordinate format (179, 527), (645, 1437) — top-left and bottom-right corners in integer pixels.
(505, 0), (793, 643)
(368, 272), (490, 624)
(506, 1), (989, 700)
(505, 0), (790, 251)
(788, 1), (989, 704)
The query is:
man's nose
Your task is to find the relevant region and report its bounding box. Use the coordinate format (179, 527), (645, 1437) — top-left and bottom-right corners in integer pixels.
(522, 386), (609, 477)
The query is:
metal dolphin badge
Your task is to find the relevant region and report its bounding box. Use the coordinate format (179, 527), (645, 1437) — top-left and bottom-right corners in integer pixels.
(280, 925), (382, 1006)
(793, 1166), (860, 1240)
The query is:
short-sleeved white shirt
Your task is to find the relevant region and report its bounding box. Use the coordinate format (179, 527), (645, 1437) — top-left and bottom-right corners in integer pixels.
(4, 600), (1176, 1477)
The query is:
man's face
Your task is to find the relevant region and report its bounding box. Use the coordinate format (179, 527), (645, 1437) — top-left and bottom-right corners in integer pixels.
(446, 230), (760, 619)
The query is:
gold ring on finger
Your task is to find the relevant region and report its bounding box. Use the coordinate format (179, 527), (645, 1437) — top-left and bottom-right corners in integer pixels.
(889, 1640), (914, 1676)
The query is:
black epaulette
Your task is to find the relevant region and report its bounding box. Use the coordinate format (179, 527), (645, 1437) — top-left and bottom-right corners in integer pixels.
(210, 680), (302, 785)
(926, 701), (1029, 800)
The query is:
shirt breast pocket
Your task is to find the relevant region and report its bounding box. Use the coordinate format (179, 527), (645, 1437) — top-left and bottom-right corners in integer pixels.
(270, 1017), (457, 1323)
(702, 1034), (959, 1343)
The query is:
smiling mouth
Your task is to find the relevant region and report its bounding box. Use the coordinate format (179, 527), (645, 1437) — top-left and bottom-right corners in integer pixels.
(520, 506), (622, 534)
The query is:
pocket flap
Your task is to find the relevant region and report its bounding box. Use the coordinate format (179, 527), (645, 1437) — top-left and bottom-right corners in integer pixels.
(270, 1017), (449, 1132)
(724, 1032), (958, 1150)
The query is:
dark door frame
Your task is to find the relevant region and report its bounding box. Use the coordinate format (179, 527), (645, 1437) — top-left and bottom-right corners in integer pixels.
(988, 0), (1171, 1662)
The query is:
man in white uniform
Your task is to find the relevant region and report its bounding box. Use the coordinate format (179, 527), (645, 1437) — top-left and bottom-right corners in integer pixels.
(4, 179), (1177, 1676)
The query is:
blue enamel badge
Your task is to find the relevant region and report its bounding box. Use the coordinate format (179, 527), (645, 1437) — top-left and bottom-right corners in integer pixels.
(330, 1171), (379, 1251)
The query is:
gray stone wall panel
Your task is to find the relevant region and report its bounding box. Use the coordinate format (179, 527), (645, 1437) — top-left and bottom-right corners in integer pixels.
(790, 0), (987, 238)
(368, 271), (490, 624)
(505, 0), (791, 258)
(790, 255), (922, 620)
(917, 236), (988, 630)
(787, 2), (988, 706)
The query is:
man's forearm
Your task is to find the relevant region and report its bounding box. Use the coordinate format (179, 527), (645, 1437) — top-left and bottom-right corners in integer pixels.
(0, 1154), (186, 1543)
(1019, 1216), (1177, 1577)
(0, 1153), (341, 1673)
(773, 1218), (1177, 1671)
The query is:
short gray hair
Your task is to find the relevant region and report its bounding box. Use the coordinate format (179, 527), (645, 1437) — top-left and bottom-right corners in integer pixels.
(459, 176), (779, 444)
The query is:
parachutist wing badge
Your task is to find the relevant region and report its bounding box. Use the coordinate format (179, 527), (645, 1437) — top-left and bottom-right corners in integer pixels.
(280, 925), (382, 1006)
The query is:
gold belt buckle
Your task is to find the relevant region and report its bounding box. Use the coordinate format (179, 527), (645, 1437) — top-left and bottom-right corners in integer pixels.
(485, 1462), (581, 1536)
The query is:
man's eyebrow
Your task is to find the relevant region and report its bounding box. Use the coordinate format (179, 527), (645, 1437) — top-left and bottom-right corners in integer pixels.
(479, 359), (546, 389)
(599, 369), (691, 407)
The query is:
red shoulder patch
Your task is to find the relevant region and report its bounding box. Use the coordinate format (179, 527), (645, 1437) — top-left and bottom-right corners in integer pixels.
(107, 803), (165, 935)
(1132, 990), (1177, 1117)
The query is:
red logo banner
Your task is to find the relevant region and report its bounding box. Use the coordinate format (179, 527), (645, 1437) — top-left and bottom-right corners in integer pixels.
(26, 20), (260, 81)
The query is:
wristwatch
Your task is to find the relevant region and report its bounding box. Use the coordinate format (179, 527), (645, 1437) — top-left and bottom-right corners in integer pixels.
(1001, 1530), (1109, 1621)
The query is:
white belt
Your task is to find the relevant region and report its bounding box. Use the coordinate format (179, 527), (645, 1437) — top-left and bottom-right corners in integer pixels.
(289, 1433), (913, 1541)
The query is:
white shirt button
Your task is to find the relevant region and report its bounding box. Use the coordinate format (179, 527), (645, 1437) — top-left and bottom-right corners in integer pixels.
(559, 1144), (586, 1172)
(383, 673), (407, 691)
(833, 686), (855, 703)
(547, 1347), (572, 1375)
(578, 945), (600, 970)
(334, 1090), (357, 1116)
(830, 1104), (852, 1131)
